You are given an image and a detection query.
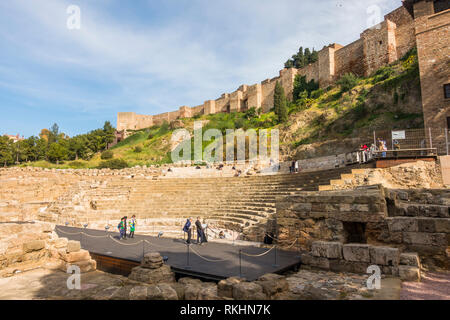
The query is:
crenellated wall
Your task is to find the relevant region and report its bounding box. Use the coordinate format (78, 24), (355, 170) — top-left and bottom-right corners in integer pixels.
(118, 2), (447, 136)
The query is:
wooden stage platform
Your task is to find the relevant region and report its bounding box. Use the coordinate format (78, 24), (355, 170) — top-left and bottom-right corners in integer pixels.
(56, 226), (301, 281)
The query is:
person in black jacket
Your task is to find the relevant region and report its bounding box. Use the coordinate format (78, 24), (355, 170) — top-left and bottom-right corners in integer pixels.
(195, 217), (204, 245)
(183, 218), (192, 244)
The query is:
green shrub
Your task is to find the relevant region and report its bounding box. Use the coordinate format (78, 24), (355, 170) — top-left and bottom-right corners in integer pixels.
(310, 88), (324, 99)
(134, 146), (143, 153)
(101, 150), (114, 160)
(244, 107), (258, 119)
(393, 91), (399, 105)
(97, 159), (129, 170)
(68, 161), (86, 168)
(337, 73), (358, 92)
(353, 102), (367, 120)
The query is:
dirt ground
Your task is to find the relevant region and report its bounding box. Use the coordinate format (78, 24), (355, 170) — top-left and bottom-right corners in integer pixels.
(400, 271), (450, 300)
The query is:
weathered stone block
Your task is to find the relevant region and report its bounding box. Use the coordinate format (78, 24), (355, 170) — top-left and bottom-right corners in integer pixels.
(22, 240), (45, 253)
(343, 244), (371, 262)
(53, 237), (68, 249)
(60, 259), (96, 273)
(232, 282), (266, 300)
(328, 259), (370, 274)
(434, 218), (450, 233)
(417, 218), (436, 233)
(157, 283), (179, 300)
(129, 286), (148, 300)
(300, 253), (330, 269)
(403, 232), (447, 247)
(387, 217), (418, 232)
(399, 266), (421, 282)
(142, 252), (163, 269)
(198, 283), (219, 300)
(400, 252), (420, 267)
(59, 249), (91, 263)
(311, 241), (343, 259)
(369, 246), (400, 266)
(218, 277), (242, 298)
(66, 240), (81, 253)
(256, 273), (289, 297)
(128, 265), (175, 284)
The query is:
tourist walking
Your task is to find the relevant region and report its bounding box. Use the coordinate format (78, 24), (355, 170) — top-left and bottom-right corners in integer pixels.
(129, 215), (136, 238)
(123, 216), (128, 239)
(118, 218), (126, 240)
(202, 219), (208, 243)
(195, 217), (204, 245)
(183, 217), (193, 244)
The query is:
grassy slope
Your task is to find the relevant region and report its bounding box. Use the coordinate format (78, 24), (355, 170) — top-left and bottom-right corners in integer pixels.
(22, 49), (422, 168)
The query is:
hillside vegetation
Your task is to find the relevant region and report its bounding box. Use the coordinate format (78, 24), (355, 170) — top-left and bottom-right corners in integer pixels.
(15, 48), (422, 168)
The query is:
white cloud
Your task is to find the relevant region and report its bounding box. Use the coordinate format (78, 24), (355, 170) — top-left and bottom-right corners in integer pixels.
(0, 0), (403, 133)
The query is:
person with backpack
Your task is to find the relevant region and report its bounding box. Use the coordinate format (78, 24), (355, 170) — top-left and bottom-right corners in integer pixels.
(118, 218), (126, 240)
(195, 217), (204, 245)
(129, 215), (136, 238)
(183, 218), (192, 244)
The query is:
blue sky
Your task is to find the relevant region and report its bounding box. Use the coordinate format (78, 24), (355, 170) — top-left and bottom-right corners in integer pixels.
(0, 0), (402, 138)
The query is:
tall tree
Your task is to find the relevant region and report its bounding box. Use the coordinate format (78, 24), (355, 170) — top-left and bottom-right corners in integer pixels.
(47, 142), (68, 164)
(285, 47), (318, 69)
(0, 136), (13, 167)
(49, 123), (60, 144)
(274, 81), (288, 123)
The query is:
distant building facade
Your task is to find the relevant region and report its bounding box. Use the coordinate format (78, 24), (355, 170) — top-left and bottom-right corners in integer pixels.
(4, 134), (24, 143)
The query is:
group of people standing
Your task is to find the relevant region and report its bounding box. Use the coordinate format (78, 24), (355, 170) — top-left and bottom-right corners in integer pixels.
(117, 215), (137, 240)
(356, 137), (390, 163)
(289, 160), (300, 173)
(183, 217), (208, 245)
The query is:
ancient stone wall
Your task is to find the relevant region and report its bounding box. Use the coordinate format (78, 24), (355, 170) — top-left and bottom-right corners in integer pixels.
(276, 185), (449, 269)
(335, 39), (365, 78)
(415, 7), (450, 138)
(118, 3), (425, 132)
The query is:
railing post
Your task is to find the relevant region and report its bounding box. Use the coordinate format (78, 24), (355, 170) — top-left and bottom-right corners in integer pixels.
(273, 245), (279, 268)
(142, 240), (145, 260)
(429, 127), (433, 149)
(239, 249), (242, 278)
(232, 230), (235, 246)
(186, 243), (191, 269)
(445, 128), (449, 156)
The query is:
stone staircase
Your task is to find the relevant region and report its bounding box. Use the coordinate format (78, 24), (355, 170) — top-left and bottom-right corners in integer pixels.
(37, 166), (361, 240)
(318, 168), (372, 191)
(384, 189), (450, 268)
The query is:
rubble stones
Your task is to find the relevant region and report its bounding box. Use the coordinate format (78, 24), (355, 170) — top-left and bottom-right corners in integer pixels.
(128, 286), (148, 300)
(142, 252), (163, 269)
(218, 277), (243, 298)
(255, 273), (289, 297)
(232, 282), (267, 300)
(128, 265), (175, 284)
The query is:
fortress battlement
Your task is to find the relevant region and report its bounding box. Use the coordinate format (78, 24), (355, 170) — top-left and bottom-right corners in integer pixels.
(118, 1), (449, 144)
